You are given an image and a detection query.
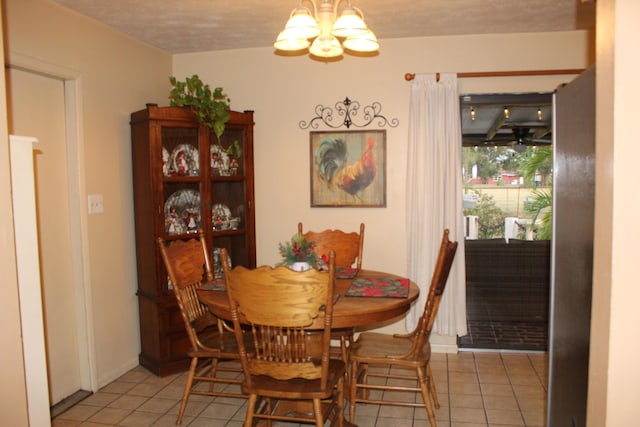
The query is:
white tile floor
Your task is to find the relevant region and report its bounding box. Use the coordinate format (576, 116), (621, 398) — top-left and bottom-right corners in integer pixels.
(52, 350), (547, 426)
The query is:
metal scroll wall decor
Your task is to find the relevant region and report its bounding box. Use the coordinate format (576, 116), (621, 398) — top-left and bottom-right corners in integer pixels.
(299, 97), (399, 129)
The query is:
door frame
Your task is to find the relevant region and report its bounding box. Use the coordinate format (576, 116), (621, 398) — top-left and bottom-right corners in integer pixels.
(7, 52), (97, 393)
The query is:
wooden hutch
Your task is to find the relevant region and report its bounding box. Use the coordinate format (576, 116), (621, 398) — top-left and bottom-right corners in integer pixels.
(130, 104), (256, 375)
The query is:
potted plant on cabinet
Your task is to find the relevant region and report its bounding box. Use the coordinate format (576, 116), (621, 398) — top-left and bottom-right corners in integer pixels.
(168, 74), (230, 139)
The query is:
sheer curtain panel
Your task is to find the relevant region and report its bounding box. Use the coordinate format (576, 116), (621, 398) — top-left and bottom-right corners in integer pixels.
(406, 73), (467, 337)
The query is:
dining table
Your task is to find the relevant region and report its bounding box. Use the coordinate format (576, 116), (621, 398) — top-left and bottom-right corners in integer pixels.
(197, 268), (420, 331)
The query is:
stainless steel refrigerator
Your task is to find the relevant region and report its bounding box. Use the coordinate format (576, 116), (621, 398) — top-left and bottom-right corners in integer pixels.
(547, 67), (595, 426)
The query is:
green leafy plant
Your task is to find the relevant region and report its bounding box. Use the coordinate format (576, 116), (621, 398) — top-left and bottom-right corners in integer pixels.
(225, 139), (242, 159)
(525, 189), (553, 240)
(278, 234), (318, 266)
(168, 74), (230, 138)
(522, 146), (553, 239)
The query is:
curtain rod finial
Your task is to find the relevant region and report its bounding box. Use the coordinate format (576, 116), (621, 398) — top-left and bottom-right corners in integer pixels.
(404, 72), (440, 81)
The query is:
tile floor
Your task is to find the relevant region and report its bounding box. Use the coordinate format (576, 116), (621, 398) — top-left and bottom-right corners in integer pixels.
(52, 350), (547, 427)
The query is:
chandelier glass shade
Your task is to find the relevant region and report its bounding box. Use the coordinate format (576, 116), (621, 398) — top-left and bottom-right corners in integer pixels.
(274, 0), (379, 59)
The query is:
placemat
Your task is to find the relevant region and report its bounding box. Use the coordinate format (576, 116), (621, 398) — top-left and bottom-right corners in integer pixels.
(336, 268), (358, 279)
(345, 277), (409, 298)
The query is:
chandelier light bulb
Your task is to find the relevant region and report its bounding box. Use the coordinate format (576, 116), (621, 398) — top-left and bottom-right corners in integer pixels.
(343, 30), (378, 52)
(332, 6), (368, 38)
(309, 34), (344, 58)
(283, 5), (321, 39)
(274, 30), (311, 51)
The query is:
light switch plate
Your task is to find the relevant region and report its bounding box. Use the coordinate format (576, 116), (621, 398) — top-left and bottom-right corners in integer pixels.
(88, 194), (104, 214)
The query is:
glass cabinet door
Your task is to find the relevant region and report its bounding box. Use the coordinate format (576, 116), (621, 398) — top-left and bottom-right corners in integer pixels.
(209, 125), (250, 269)
(161, 127), (202, 236)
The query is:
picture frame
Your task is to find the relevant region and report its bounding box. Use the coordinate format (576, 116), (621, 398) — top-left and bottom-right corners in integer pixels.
(310, 130), (386, 207)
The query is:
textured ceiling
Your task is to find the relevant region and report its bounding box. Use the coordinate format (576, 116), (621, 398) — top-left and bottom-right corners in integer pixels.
(51, 0), (594, 54)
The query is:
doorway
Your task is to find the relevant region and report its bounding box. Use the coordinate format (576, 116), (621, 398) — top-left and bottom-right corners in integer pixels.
(6, 63), (95, 410)
(457, 92), (553, 351)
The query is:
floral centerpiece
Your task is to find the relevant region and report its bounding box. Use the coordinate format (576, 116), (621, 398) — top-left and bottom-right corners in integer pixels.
(278, 234), (318, 270)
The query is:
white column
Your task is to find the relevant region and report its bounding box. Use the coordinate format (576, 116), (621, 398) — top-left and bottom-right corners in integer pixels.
(10, 134), (51, 427)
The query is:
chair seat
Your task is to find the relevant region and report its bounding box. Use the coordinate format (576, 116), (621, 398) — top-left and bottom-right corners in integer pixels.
(352, 332), (430, 365)
(243, 359), (346, 399)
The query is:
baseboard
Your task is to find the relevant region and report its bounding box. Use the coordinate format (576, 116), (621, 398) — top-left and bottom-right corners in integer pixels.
(431, 342), (459, 353)
(430, 333), (459, 353)
(97, 356), (140, 388)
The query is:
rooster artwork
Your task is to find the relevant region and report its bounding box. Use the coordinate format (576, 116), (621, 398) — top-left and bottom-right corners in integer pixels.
(312, 131), (385, 206)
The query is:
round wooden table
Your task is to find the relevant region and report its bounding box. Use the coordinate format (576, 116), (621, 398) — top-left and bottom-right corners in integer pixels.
(197, 269), (419, 330)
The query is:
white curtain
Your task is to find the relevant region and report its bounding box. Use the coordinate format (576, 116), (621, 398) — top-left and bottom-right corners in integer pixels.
(406, 73), (467, 337)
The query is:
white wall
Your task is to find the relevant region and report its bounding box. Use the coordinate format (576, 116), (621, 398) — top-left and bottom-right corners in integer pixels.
(174, 31), (589, 334)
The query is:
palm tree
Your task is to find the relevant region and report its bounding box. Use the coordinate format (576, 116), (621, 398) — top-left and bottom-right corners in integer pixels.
(522, 147), (553, 239)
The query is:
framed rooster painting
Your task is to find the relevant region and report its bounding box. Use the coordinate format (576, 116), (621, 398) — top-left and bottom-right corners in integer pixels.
(310, 130), (386, 207)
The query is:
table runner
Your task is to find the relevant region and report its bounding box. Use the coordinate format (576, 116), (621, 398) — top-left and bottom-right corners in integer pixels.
(345, 277), (409, 298)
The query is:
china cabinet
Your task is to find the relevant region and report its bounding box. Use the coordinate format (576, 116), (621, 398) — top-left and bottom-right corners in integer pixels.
(130, 104), (255, 375)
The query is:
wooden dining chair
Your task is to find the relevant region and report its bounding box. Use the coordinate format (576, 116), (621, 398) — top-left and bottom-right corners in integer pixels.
(221, 249), (348, 427)
(298, 222), (365, 270)
(298, 222), (365, 362)
(348, 229), (458, 427)
(157, 230), (247, 424)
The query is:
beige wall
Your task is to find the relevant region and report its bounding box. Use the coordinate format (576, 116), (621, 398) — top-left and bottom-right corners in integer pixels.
(173, 31), (589, 336)
(589, 0), (640, 425)
(0, 3), (29, 424)
(3, 0), (171, 391)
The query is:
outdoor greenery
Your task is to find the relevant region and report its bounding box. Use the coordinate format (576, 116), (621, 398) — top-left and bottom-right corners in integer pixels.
(524, 190), (553, 240)
(522, 146), (553, 239)
(463, 190), (506, 239)
(463, 146), (520, 184)
(463, 145), (553, 240)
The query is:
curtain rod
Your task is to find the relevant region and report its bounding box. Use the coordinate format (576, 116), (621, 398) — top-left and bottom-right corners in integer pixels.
(404, 69), (585, 82)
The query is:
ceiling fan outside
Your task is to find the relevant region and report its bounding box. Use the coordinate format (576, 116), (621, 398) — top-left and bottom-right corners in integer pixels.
(510, 126), (552, 146)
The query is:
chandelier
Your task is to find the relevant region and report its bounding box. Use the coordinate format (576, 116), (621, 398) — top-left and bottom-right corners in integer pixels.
(274, 0), (379, 59)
